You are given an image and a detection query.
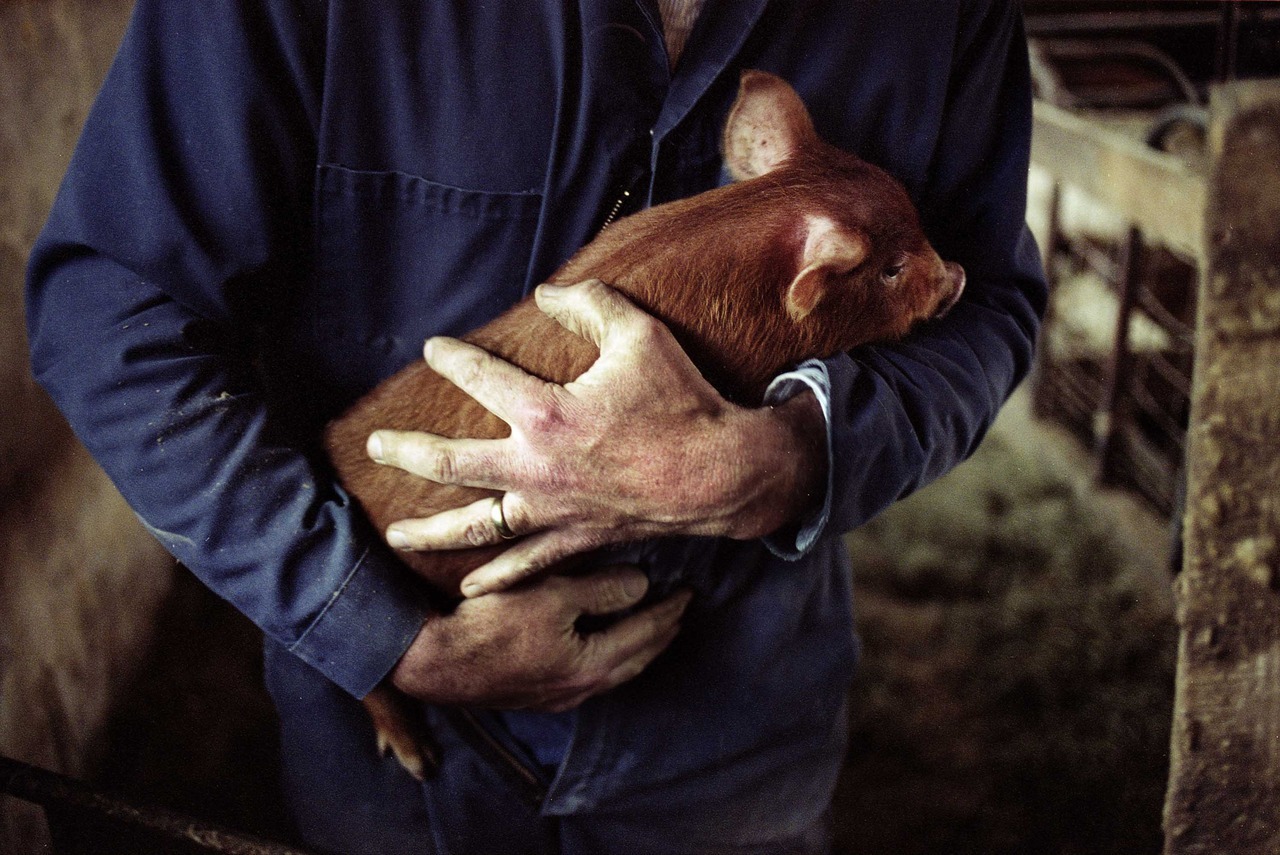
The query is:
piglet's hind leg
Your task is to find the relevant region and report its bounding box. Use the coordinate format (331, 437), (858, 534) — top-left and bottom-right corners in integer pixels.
(361, 686), (440, 780)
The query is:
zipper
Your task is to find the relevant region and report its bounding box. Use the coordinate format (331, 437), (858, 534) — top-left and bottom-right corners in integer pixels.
(597, 159), (649, 235)
(447, 708), (549, 807)
(599, 188), (633, 231)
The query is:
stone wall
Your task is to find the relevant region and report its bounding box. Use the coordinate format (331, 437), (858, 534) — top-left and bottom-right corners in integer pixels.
(0, 3), (174, 852)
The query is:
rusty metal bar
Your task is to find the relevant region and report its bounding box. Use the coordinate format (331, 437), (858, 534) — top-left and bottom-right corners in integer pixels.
(1095, 226), (1144, 484)
(1026, 9), (1276, 37)
(1216, 1), (1242, 82)
(0, 755), (315, 855)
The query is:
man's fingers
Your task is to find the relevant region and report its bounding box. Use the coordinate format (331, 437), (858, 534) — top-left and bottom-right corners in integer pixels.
(556, 564), (654, 615)
(423, 336), (549, 424)
(458, 527), (597, 597)
(368, 430), (511, 490)
(386, 495), (537, 551)
(489, 595), (686, 713)
(535, 280), (652, 356)
(539, 622), (682, 713)
(582, 590), (693, 678)
(602, 622), (682, 688)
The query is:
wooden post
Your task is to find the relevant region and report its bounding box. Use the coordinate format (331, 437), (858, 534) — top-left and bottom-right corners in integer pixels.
(1163, 82), (1280, 855)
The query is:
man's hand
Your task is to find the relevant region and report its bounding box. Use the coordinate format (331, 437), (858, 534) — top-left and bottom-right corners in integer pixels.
(368, 280), (825, 597)
(390, 566), (692, 712)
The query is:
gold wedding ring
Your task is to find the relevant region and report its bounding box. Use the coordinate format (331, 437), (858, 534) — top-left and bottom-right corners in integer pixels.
(489, 495), (517, 540)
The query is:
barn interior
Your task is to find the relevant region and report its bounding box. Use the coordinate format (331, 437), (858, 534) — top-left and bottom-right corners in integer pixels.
(2, 2), (1278, 853)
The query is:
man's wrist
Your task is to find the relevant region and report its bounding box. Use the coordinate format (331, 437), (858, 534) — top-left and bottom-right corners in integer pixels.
(720, 390), (826, 541)
(388, 612), (441, 699)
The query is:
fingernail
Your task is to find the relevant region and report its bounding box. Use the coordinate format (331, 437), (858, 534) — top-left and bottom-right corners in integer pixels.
(387, 528), (411, 550)
(461, 582), (484, 598)
(367, 432), (384, 463)
(535, 283), (565, 301)
(622, 573), (649, 599)
(422, 338), (436, 361)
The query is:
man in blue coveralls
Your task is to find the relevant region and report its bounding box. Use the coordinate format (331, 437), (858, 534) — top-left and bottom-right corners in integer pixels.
(26, 2), (1046, 853)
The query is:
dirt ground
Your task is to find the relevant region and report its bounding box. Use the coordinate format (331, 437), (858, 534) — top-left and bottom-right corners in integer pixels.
(90, 391), (1178, 854)
(832, 391), (1177, 855)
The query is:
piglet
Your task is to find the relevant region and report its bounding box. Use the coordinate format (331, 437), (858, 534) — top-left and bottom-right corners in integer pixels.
(324, 70), (965, 777)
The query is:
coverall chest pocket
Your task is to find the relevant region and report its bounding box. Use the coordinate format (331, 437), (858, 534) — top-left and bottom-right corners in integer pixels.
(312, 164), (543, 405)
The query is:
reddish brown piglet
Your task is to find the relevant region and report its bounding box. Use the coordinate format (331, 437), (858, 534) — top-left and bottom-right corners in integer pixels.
(325, 70), (964, 595)
(323, 70), (965, 776)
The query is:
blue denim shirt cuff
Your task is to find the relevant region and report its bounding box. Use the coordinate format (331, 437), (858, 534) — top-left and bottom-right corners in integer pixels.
(286, 545), (430, 699)
(760, 358), (834, 560)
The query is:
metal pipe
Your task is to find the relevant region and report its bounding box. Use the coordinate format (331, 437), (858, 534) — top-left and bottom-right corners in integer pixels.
(0, 755), (314, 855)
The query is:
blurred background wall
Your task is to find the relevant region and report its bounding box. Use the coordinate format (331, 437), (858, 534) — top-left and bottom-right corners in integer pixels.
(0, 2), (175, 852)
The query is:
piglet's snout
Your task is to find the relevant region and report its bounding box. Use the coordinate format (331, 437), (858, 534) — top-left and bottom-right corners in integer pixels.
(933, 261), (966, 319)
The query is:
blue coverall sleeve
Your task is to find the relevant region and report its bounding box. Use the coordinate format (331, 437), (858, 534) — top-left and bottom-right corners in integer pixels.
(25, 0), (429, 698)
(771, 0), (1047, 555)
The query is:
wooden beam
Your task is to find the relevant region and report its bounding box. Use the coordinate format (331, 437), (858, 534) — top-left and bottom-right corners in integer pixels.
(1031, 100), (1206, 256)
(1163, 81), (1280, 855)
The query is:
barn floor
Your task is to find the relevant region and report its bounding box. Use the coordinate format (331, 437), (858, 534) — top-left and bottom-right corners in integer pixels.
(91, 387), (1178, 854)
(832, 389), (1176, 855)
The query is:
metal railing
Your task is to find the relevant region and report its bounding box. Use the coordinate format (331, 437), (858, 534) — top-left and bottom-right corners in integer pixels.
(1, 755), (316, 855)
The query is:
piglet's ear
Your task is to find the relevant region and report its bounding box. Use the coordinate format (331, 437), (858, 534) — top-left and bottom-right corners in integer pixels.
(785, 215), (869, 322)
(724, 70), (818, 181)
